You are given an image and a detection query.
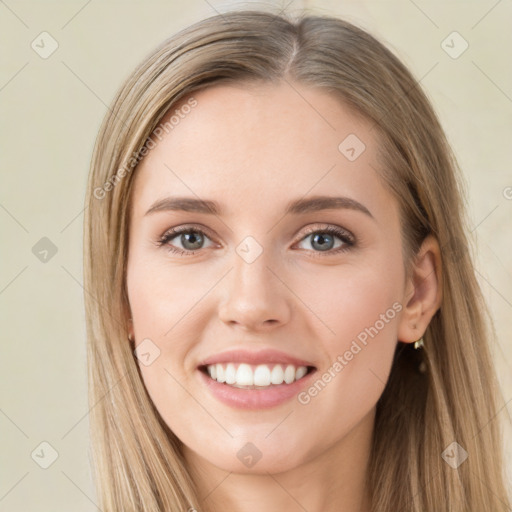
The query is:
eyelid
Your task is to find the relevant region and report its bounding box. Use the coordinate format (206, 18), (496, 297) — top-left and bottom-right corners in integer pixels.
(297, 223), (355, 243)
(160, 223), (217, 240)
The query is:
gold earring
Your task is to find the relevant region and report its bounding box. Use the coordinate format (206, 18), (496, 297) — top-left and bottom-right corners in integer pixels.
(413, 337), (424, 350)
(414, 337), (427, 374)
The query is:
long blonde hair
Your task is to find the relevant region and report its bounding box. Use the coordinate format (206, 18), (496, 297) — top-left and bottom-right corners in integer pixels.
(83, 9), (510, 511)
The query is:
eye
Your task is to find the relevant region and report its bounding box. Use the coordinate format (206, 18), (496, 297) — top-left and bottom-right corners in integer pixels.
(156, 225), (215, 255)
(294, 225), (355, 256)
(156, 224), (355, 257)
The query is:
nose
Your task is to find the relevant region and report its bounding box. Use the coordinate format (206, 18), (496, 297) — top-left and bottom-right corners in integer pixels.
(217, 247), (292, 332)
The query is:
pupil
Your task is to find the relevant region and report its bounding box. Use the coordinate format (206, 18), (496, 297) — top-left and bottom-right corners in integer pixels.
(183, 232), (202, 250)
(312, 233), (333, 251)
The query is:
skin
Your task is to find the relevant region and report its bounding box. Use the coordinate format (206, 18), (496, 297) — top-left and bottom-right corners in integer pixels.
(126, 81), (442, 512)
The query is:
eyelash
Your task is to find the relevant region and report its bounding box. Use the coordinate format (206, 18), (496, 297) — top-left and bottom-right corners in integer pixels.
(156, 224), (356, 258)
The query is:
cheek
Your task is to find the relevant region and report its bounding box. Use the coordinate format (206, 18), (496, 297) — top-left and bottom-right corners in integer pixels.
(126, 246), (227, 376)
(294, 253), (403, 405)
(126, 257), (202, 429)
(333, 272), (401, 344)
(126, 250), (206, 340)
(299, 254), (403, 346)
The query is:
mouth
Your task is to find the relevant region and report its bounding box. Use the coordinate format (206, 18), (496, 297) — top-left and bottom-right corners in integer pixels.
(198, 362), (317, 389)
(197, 362), (318, 409)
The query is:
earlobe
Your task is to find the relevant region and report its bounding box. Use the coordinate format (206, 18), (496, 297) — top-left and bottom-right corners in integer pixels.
(397, 234), (443, 343)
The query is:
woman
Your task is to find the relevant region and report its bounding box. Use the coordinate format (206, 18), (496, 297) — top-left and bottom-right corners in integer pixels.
(83, 9), (511, 511)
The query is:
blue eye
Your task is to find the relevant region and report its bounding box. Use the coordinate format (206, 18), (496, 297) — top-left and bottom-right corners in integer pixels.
(157, 227), (214, 255)
(157, 224), (355, 257)
(297, 226), (354, 254)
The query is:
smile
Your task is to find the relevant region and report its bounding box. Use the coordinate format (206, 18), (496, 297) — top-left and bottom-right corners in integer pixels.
(198, 363), (317, 409)
(200, 362), (313, 388)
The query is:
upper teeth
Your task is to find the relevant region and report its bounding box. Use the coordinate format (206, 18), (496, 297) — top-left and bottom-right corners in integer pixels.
(206, 363), (308, 387)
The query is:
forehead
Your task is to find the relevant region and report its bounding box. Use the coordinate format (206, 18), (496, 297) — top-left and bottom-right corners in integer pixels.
(131, 82), (393, 221)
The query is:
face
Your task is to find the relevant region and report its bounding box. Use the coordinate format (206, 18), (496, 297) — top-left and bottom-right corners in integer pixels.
(126, 81), (409, 474)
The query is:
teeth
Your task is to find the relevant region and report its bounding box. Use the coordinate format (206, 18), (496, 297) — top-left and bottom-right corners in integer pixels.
(236, 364), (254, 386)
(254, 365), (270, 386)
(205, 363), (310, 388)
(284, 365), (295, 384)
(225, 363), (236, 384)
(270, 364), (284, 384)
(295, 366), (307, 380)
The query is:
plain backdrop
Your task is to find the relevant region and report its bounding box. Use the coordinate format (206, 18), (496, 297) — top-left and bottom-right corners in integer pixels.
(1, 1), (511, 510)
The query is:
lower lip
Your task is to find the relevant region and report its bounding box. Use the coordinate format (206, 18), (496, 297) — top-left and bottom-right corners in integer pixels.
(198, 368), (317, 410)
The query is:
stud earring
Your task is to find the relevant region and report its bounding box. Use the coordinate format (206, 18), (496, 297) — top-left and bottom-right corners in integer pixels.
(413, 336), (427, 374)
(413, 337), (424, 350)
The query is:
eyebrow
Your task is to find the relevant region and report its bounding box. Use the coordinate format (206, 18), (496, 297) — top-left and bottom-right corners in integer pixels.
(145, 195), (374, 219)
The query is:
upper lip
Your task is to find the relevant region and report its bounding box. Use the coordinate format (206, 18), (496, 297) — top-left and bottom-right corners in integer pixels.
(198, 348), (316, 368)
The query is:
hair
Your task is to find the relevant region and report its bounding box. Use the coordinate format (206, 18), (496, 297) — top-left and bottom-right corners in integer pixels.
(83, 9), (511, 511)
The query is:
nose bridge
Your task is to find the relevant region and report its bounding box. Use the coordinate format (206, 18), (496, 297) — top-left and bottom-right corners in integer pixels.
(218, 236), (291, 329)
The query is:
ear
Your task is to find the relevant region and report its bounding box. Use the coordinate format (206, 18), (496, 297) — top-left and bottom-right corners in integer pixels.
(397, 234), (443, 343)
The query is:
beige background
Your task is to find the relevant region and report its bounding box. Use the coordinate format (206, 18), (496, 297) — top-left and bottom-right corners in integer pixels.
(1, 0), (511, 510)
